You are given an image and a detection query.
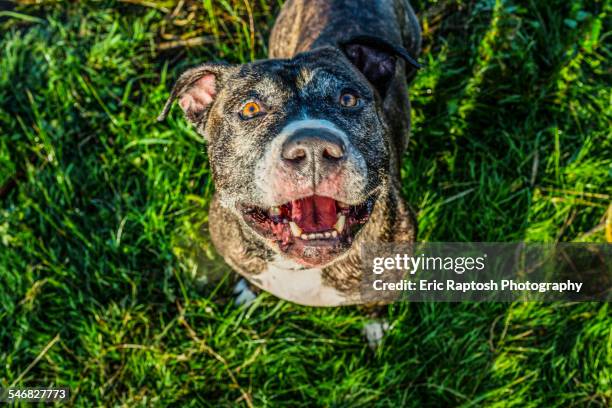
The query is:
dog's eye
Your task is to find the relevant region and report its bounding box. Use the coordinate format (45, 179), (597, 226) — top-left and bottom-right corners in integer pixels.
(240, 101), (263, 119)
(339, 92), (359, 107)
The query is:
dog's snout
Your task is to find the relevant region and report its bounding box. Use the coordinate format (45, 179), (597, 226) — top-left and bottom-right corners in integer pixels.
(281, 129), (345, 166)
(256, 120), (368, 206)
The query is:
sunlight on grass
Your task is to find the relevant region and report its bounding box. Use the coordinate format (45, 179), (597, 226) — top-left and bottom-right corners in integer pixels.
(1, 0), (610, 406)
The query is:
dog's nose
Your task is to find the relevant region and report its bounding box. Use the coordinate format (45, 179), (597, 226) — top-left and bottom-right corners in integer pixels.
(281, 129), (345, 166)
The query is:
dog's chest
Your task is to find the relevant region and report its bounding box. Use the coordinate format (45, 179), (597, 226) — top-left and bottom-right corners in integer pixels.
(248, 256), (348, 306)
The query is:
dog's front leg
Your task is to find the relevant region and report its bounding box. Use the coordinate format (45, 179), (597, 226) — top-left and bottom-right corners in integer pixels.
(233, 278), (260, 306)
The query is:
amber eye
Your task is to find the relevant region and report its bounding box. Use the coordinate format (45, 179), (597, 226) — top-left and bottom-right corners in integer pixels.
(240, 101), (263, 119)
(339, 92), (359, 107)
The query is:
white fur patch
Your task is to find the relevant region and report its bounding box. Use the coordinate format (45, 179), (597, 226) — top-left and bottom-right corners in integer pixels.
(278, 118), (351, 146)
(248, 255), (348, 306)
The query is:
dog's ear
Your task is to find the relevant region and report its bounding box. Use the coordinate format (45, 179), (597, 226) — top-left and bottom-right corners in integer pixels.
(157, 63), (235, 124)
(340, 36), (420, 98)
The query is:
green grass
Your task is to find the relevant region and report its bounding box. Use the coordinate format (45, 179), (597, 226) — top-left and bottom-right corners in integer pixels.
(1, 0), (611, 406)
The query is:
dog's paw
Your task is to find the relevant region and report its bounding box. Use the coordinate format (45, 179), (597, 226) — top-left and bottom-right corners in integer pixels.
(362, 320), (390, 349)
(233, 278), (257, 306)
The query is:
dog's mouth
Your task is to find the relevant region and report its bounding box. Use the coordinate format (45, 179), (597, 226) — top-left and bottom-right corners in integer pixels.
(240, 195), (376, 266)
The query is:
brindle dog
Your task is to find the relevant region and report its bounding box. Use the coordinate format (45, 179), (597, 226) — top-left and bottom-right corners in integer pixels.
(159, 0), (421, 343)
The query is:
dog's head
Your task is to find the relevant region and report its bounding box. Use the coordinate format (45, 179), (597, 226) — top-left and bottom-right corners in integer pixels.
(159, 38), (419, 267)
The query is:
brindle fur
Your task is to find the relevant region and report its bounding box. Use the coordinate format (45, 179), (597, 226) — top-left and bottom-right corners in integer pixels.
(161, 0), (421, 305)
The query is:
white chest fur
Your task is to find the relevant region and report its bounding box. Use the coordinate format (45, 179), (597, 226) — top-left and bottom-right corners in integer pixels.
(248, 256), (348, 306)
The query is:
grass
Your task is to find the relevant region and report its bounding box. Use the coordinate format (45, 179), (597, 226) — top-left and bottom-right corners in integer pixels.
(0, 0), (611, 406)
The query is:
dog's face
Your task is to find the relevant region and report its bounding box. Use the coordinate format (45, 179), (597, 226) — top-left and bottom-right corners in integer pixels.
(160, 42), (417, 267)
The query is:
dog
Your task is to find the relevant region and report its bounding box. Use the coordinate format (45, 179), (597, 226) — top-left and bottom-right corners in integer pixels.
(158, 0), (421, 335)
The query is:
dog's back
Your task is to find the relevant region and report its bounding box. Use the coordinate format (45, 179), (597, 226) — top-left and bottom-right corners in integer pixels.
(269, 0), (420, 61)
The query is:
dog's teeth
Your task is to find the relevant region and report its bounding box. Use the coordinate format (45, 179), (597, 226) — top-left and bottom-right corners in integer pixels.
(332, 230), (338, 238)
(300, 234), (308, 240)
(324, 232), (331, 238)
(338, 201), (349, 209)
(289, 221), (303, 237)
(308, 233), (317, 240)
(334, 214), (346, 233)
(316, 233), (324, 239)
(269, 206), (281, 216)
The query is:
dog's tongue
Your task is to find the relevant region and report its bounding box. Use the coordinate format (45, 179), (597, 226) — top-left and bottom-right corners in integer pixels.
(291, 196), (337, 232)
